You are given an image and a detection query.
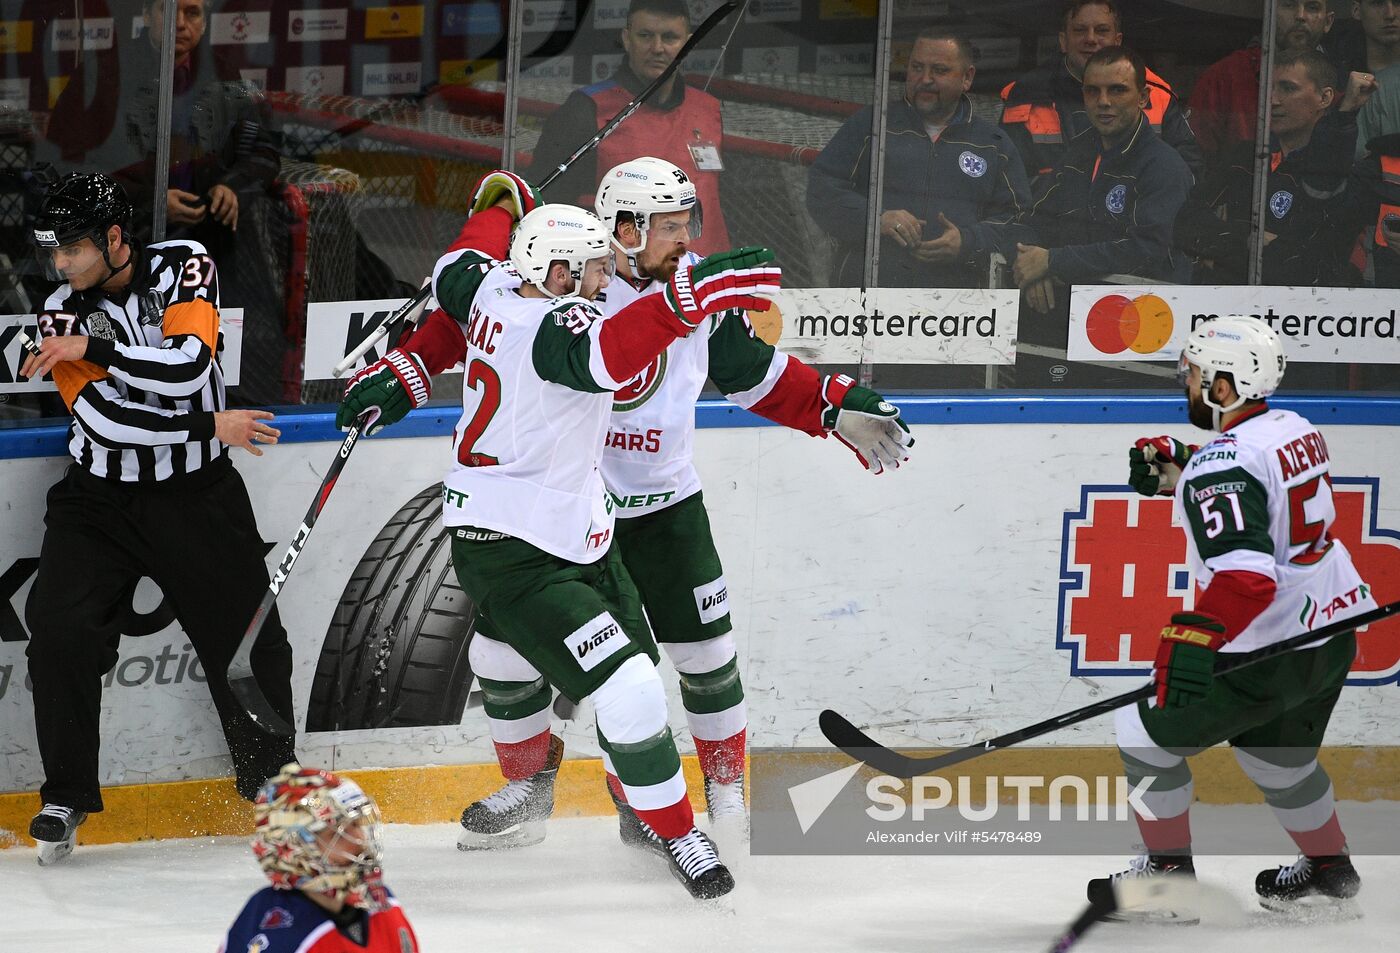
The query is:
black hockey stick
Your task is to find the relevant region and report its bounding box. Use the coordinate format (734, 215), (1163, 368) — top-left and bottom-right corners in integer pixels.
(228, 417), (370, 736)
(821, 599), (1400, 779)
(1045, 876), (1225, 951)
(331, 0), (743, 377)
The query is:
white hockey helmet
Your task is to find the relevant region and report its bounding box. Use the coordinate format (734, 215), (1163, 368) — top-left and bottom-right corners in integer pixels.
(1179, 314), (1286, 421)
(510, 204), (611, 294)
(595, 157), (703, 260)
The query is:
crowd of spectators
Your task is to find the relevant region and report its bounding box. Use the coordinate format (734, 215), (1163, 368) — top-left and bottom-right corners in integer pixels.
(6, 0), (1400, 405)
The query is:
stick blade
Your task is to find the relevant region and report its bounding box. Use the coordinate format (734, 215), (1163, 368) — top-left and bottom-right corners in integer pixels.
(818, 709), (921, 778)
(229, 672), (295, 738)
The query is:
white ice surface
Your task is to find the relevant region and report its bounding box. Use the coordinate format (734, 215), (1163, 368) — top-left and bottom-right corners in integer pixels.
(3, 815), (1397, 953)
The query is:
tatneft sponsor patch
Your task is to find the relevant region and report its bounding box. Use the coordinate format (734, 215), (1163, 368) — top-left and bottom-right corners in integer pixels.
(565, 612), (629, 672)
(693, 576), (729, 624)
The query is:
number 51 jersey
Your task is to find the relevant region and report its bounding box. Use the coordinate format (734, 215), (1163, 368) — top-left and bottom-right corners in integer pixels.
(1175, 405), (1376, 654)
(431, 250), (621, 564)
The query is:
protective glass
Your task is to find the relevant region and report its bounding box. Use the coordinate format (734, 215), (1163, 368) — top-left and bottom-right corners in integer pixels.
(1175, 351), (1193, 388)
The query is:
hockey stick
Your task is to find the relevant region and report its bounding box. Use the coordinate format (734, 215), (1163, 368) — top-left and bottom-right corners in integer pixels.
(228, 416), (371, 736)
(329, 0), (743, 378)
(1045, 876), (1229, 951)
(820, 599), (1400, 779)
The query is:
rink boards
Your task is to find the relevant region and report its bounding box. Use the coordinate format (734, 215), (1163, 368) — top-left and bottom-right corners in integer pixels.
(0, 396), (1397, 843)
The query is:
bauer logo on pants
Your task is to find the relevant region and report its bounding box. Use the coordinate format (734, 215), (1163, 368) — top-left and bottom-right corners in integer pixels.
(1057, 478), (1400, 684)
(565, 612), (628, 672)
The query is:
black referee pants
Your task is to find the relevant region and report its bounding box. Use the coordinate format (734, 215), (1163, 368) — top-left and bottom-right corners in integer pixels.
(25, 462), (296, 812)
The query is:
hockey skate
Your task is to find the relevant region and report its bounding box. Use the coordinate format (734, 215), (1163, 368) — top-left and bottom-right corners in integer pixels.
(1256, 855), (1361, 920)
(606, 776), (665, 857)
(1086, 854), (1198, 924)
(703, 771), (748, 834)
(457, 734), (563, 851)
(663, 827), (735, 900)
(30, 805), (87, 867)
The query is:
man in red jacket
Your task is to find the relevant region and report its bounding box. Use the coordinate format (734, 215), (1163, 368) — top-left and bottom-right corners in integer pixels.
(529, 0), (731, 255)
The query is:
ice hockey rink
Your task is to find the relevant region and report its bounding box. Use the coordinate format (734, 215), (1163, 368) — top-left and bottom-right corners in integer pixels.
(6, 813), (1398, 953)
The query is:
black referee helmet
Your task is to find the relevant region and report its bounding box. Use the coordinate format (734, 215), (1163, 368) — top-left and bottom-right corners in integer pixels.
(31, 172), (133, 251)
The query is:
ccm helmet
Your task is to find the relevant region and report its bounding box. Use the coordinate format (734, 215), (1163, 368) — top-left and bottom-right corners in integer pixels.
(31, 173), (134, 283)
(595, 157), (702, 265)
(509, 204), (611, 295)
(1180, 314), (1286, 426)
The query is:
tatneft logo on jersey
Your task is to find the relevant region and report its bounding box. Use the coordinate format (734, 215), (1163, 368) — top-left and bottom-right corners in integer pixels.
(566, 613), (628, 672)
(1057, 478), (1400, 685)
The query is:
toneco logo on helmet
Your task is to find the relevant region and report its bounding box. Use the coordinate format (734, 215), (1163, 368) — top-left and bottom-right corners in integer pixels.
(619, 171), (651, 181)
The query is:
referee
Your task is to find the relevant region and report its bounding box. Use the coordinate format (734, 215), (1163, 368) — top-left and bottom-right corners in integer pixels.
(19, 173), (295, 865)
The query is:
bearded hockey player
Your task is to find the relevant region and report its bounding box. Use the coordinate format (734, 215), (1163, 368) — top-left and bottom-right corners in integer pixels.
(1090, 314), (1374, 920)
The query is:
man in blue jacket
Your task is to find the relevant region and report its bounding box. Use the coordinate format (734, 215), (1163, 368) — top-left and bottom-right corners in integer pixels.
(1010, 45), (1193, 316)
(805, 29), (1032, 290)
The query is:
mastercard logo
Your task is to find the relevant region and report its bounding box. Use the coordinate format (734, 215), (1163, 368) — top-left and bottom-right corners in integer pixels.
(1085, 293), (1174, 355)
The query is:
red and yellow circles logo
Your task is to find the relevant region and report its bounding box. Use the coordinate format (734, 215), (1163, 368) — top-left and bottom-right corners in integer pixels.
(1086, 293), (1174, 354)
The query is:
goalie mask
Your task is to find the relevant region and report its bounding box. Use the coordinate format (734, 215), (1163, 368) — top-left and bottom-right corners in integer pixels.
(595, 157), (703, 273)
(1178, 314), (1286, 430)
(251, 764), (388, 911)
(31, 172), (133, 286)
(510, 204), (613, 296)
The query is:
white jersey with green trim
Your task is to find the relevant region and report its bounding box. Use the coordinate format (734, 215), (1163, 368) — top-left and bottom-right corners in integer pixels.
(1174, 407), (1375, 654)
(433, 253), (617, 563)
(597, 254), (714, 519)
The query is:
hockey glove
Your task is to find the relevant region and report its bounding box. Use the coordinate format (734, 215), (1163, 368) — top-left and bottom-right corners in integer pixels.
(820, 374), (914, 475)
(1129, 436), (1197, 497)
(1153, 612), (1228, 709)
(665, 245), (781, 332)
(468, 170), (542, 222)
(336, 348), (430, 435)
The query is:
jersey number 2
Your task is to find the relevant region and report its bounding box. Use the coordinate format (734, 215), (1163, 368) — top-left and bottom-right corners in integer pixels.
(457, 359), (501, 467)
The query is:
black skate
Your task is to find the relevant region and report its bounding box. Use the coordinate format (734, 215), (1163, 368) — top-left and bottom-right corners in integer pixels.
(1086, 854), (1198, 924)
(1256, 855), (1361, 919)
(456, 734), (563, 851)
(30, 805), (87, 867)
(663, 827), (735, 900)
(607, 776), (665, 857)
(704, 771), (748, 834)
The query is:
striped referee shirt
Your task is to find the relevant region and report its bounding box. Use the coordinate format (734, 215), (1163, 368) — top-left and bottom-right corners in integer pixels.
(40, 239), (228, 483)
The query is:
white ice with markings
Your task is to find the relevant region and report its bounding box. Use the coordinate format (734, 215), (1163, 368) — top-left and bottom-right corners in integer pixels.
(4, 814), (1398, 952)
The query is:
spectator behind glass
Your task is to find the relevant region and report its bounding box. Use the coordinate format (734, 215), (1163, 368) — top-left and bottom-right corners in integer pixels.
(1331, 0), (1400, 76)
(805, 30), (1032, 290)
(1000, 46), (1192, 389)
(1180, 51), (1371, 287)
(999, 0), (1202, 184)
(118, 0), (287, 405)
(529, 0), (730, 255)
(1190, 0), (1337, 164)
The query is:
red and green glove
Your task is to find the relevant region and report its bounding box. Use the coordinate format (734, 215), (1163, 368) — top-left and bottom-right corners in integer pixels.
(820, 374), (914, 475)
(1128, 435), (1197, 497)
(665, 245), (781, 332)
(1153, 612), (1229, 708)
(467, 170), (542, 222)
(336, 348), (430, 435)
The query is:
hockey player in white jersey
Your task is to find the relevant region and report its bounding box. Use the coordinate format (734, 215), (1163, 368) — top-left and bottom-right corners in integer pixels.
(336, 179), (781, 900)
(453, 157), (915, 854)
(1088, 315), (1374, 919)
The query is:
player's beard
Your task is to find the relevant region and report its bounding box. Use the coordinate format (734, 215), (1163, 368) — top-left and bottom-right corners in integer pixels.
(1186, 387), (1215, 431)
